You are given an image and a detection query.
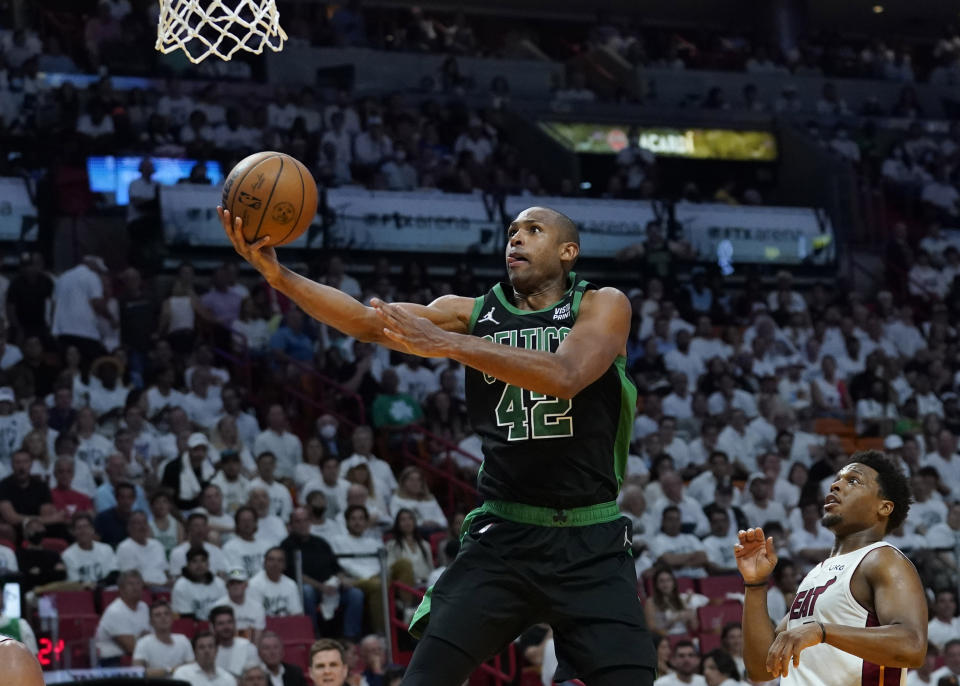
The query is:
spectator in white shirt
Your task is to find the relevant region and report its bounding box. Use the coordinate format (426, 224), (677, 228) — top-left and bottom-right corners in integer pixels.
(911, 468), (948, 532)
(145, 366), (186, 419)
(702, 506), (739, 575)
(929, 590), (960, 652)
(217, 385), (260, 456)
(453, 117), (494, 164)
(924, 430), (960, 499)
(741, 475), (788, 529)
(51, 255), (112, 364)
(662, 373), (694, 420)
(333, 505), (416, 635)
(248, 547), (303, 617)
(760, 448), (798, 502)
(247, 488), (287, 546)
(909, 251), (949, 300)
(210, 604), (259, 677)
(788, 501), (833, 570)
(648, 505), (709, 580)
(248, 452), (293, 522)
(353, 116), (393, 168)
(717, 409), (761, 474)
(172, 631), (236, 686)
(687, 451), (736, 507)
(172, 547), (227, 621)
(223, 506), (272, 579)
(253, 405), (302, 481)
(63, 511), (117, 586)
(663, 330), (705, 392)
(95, 569), (151, 666)
(658, 416), (692, 470)
(652, 470), (710, 537)
(644, 567), (701, 637)
(169, 512), (228, 578)
(211, 452), (251, 516)
(321, 110), (353, 165)
(213, 568), (266, 639)
(339, 424), (398, 496)
(389, 466), (447, 530)
(133, 600), (194, 676)
(394, 356), (440, 405)
(182, 371), (224, 431)
(116, 511), (171, 586)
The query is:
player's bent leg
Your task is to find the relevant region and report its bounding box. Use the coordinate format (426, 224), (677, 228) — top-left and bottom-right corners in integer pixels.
(400, 635), (479, 686)
(582, 665), (656, 686)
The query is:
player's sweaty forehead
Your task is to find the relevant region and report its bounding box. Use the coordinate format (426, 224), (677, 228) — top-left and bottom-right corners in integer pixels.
(836, 463), (877, 485)
(507, 207), (578, 245)
(509, 208), (555, 230)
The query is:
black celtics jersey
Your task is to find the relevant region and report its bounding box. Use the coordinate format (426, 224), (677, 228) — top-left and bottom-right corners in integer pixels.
(464, 273), (637, 510)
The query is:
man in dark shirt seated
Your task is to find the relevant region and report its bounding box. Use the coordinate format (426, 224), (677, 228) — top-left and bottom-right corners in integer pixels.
(280, 507), (362, 639)
(18, 518), (66, 591)
(0, 450), (64, 541)
(95, 482), (137, 547)
(161, 433), (215, 511)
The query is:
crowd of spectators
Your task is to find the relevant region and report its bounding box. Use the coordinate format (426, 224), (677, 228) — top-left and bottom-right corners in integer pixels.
(0, 216), (955, 684)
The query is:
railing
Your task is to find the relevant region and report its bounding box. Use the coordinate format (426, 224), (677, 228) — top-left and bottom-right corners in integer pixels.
(394, 424), (482, 514)
(277, 352), (367, 426)
(387, 580), (517, 686)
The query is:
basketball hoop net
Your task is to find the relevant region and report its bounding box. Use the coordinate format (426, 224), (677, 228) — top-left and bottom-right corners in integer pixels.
(155, 0), (287, 63)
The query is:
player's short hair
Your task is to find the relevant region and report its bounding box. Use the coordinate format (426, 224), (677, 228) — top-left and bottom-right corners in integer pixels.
(852, 450), (912, 533)
(310, 638), (346, 664)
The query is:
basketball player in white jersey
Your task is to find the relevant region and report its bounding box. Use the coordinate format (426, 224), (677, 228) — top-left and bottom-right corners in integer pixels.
(737, 451), (927, 685)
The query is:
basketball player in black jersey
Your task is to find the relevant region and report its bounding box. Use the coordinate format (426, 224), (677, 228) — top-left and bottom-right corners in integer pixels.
(219, 204), (655, 686)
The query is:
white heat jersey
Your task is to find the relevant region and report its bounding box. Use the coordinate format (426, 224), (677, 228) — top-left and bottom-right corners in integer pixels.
(781, 540), (906, 686)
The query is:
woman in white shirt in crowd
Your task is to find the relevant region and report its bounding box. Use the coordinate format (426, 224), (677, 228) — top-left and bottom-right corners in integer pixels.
(385, 509), (435, 587)
(211, 415), (255, 475)
(149, 490), (183, 557)
(855, 379), (899, 436)
(294, 437), (325, 497)
(389, 466), (448, 534)
(701, 648), (746, 685)
(344, 463), (390, 526)
(643, 566), (700, 636)
(231, 297), (271, 355)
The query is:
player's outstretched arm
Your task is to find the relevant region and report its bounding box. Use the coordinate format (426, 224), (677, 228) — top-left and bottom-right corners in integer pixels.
(219, 208), (473, 343)
(373, 287), (631, 399)
(736, 527), (782, 682)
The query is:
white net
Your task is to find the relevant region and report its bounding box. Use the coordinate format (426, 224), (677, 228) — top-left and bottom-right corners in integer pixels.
(155, 0), (287, 63)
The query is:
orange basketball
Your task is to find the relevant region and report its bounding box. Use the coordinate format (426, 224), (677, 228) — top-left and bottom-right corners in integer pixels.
(221, 151), (318, 246)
